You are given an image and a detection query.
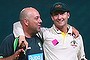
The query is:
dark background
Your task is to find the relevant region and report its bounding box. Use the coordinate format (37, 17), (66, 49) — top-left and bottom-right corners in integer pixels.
(0, 0), (90, 59)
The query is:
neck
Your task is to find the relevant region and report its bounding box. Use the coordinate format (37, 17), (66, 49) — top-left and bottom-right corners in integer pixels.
(24, 31), (36, 38)
(55, 24), (68, 33)
(22, 26), (36, 38)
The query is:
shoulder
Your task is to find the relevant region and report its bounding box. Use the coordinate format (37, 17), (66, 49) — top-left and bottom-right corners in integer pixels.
(75, 34), (83, 43)
(4, 33), (15, 40)
(41, 27), (49, 32)
(0, 34), (15, 57)
(1, 33), (15, 45)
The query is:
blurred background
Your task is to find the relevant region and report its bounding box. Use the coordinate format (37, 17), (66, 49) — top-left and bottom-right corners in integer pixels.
(0, 0), (90, 59)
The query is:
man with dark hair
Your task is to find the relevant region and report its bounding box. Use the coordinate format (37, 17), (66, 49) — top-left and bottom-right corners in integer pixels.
(42, 2), (87, 60)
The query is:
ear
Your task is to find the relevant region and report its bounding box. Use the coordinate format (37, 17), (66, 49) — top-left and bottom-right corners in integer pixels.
(51, 16), (54, 21)
(23, 19), (29, 26)
(67, 12), (70, 18)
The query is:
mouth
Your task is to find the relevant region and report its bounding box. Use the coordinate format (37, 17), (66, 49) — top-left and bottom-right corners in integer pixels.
(57, 19), (64, 23)
(38, 24), (41, 27)
(38, 25), (41, 29)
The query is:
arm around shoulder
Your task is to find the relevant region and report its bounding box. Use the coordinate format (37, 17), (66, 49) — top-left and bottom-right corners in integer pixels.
(13, 21), (25, 37)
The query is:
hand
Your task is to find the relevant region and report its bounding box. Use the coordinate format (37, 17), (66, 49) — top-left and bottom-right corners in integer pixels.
(19, 35), (28, 49)
(0, 49), (24, 60)
(72, 27), (79, 38)
(12, 49), (24, 60)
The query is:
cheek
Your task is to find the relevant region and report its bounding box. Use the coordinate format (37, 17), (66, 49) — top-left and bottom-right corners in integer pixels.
(63, 16), (69, 21)
(28, 21), (35, 28)
(52, 17), (57, 21)
(30, 22), (35, 27)
(30, 21), (38, 28)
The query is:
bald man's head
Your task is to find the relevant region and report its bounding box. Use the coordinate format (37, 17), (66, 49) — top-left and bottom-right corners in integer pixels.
(19, 7), (42, 36)
(19, 7), (39, 21)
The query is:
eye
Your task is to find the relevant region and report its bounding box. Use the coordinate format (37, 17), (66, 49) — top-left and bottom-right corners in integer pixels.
(35, 16), (40, 20)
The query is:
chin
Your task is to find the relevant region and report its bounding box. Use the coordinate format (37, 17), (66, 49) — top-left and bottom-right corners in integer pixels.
(59, 23), (66, 26)
(37, 29), (41, 32)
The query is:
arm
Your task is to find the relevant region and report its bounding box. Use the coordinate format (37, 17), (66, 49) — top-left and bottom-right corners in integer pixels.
(13, 22), (79, 38)
(72, 26), (79, 38)
(13, 21), (47, 47)
(77, 35), (87, 60)
(68, 24), (79, 38)
(0, 49), (24, 60)
(13, 22), (79, 49)
(13, 21), (28, 49)
(0, 34), (24, 60)
(13, 21), (25, 37)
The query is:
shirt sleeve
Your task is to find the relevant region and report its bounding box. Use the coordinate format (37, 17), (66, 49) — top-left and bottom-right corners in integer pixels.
(77, 35), (87, 60)
(13, 21), (25, 37)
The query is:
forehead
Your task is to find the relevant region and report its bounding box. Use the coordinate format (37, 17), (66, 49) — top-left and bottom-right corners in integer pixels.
(32, 11), (40, 17)
(27, 9), (40, 18)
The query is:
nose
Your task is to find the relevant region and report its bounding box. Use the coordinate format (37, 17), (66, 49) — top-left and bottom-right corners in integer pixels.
(39, 18), (42, 24)
(58, 14), (63, 19)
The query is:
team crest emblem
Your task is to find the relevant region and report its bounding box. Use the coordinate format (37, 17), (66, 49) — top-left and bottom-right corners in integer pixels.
(70, 40), (78, 48)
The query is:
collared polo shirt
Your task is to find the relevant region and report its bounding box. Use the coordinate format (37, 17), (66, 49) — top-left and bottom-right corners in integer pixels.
(43, 25), (86, 60)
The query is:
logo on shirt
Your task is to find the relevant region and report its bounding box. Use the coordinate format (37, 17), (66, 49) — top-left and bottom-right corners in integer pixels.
(52, 39), (59, 46)
(28, 53), (43, 60)
(38, 42), (42, 50)
(70, 40), (78, 48)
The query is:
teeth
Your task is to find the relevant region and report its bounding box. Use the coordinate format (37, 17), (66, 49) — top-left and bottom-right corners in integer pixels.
(61, 19), (64, 21)
(59, 20), (63, 22)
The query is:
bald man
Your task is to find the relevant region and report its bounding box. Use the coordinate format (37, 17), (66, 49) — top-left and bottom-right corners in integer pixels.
(0, 7), (44, 60)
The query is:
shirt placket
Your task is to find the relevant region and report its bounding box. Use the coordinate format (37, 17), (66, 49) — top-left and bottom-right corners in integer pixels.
(61, 32), (68, 48)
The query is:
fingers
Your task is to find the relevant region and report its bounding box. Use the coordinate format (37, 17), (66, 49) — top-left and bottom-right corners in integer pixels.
(72, 27), (79, 38)
(73, 31), (79, 38)
(24, 41), (28, 49)
(74, 34), (79, 38)
(14, 49), (24, 60)
(18, 36), (28, 49)
(15, 49), (24, 56)
(18, 36), (24, 47)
